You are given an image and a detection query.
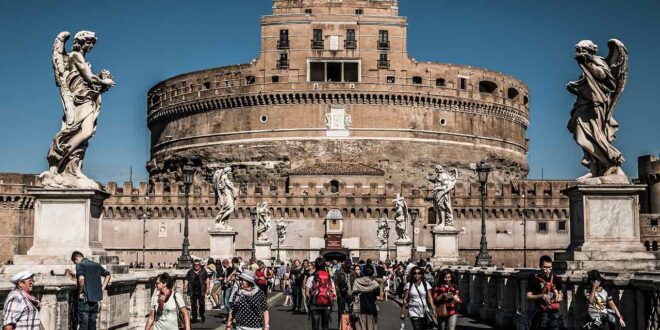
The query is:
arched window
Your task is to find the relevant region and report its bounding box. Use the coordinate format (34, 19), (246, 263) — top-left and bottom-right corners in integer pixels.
(479, 81), (498, 94)
(507, 87), (519, 100)
(330, 180), (340, 194)
(435, 78), (446, 87)
(412, 76), (423, 85)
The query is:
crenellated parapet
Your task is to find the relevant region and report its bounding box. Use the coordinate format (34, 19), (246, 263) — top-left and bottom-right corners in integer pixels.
(638, 154), (660, 214)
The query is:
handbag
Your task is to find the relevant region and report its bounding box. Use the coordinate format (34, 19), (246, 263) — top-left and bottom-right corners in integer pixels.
(413, 282), (438, 328)
(173, 292), (186, 329)
(436, 302), (449, 318)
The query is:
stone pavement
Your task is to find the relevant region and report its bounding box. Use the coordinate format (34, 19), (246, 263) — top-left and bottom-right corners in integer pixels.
(193, 291), (493, 330)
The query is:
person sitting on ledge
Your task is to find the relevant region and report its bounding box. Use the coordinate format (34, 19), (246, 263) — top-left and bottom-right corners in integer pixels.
(526, 255), (564, 330)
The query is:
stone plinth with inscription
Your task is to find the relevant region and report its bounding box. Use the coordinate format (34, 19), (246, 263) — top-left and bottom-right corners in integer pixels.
(395, 240), (412, 262)
(554, 185), (659, 271)
(208, 229), (237, 260)
(431, 227), (465, 265)
(255, 242), (272, 263)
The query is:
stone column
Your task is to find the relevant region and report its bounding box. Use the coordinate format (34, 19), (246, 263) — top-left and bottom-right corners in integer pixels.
(208, 229), (237, 260)
(255, 242), (273, 263)
(395, 240), (412, 262)
(555, 185), (658, 271)
(467, 270), (484, 316)
(430, 228), (462, 265)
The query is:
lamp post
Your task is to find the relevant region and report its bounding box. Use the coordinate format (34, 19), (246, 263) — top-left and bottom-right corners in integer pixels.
(521, 193), (528, 268)
(409, 208), (419, 260)
(250, 209), (258, 260)
(385, 225), (391, 261)
(177, 161), (194, 269)
(475, 161), (493, 267)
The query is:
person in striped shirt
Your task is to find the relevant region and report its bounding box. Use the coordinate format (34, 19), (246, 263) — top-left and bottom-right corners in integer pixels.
(3, 271), (41, 330)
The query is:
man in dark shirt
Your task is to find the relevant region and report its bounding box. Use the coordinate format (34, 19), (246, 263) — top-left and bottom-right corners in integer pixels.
(526, 255), (565, 330)
(184, 258), (210, 323)
(70, 251), (111, 330)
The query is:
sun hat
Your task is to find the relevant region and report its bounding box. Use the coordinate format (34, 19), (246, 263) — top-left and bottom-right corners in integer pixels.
(10, 271), (35, 285)
(238, 269), (256, 285)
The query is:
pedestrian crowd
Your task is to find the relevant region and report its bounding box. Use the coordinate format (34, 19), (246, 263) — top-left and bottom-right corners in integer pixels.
(2, 253), (628, 330)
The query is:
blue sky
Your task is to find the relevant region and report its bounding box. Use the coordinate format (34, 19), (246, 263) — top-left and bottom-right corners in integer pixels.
(0, 0), (658, 184)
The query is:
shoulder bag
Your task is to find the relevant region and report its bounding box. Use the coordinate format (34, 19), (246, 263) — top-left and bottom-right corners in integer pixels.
(173, 292), (186, 329)
(413, 282), (438, 328)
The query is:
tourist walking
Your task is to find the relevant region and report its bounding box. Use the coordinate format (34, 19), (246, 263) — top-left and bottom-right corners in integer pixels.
(583, 270), (626, 329)
(306, 257), (336, 330)
(291, 259), (304, 312)
(223, 258), (240, 312)
(337, 263), (359, 327)
(226, 269), (270, 330)
(184, 258), (210, 323)
(3, 271), (41, 329)
(526, 255), (565, 330)
(282, 267), (293, 306)
(145, 272), (191, 330)
(70, 251), (112, 330)
(400, 266), (435, 330)
(432, 269), (462, 330)
(395, 263), (405, 298)
(351, 266), (381, 330)
(255, 261), (269, 293)
(207, 262), (222, 308)
(423, 265), (435, 286)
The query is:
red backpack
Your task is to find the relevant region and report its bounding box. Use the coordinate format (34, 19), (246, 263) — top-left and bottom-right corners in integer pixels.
(311, 270), (335, 307)
(535, 275), (560, 311)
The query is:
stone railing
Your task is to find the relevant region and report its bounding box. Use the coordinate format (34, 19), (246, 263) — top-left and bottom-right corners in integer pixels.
(0, 269), (186, 329)
(451, 266), (660, 330)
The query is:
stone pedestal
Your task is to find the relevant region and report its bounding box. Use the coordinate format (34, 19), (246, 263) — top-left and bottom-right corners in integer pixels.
(9, 189), (115, 274)
(431, 227), (463, 265)
(255, 242), (272, 263)
(208, 229), (237, 260)
(395, 240), (412, 262)
(379, 248), (389, 262)
(554, 185), (659, 271)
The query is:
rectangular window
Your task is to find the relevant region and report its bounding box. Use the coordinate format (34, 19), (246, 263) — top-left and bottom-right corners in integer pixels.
(327, 62), (342, 82)
(312, 29), (324, 49)
(355, 9), (363, 15)
(344, 62), (359, 82)
(278, 30), (290, 49)
(310, 62), (325, 82)
(345, 29), (357, 49)
(557, 221), (567, 232)
(308, 61), (360, 83)
(378, 30), (389, 49)
(459, 77), (467, 90)
(386, 76), (395, 84)
(538, 221), (548, 233)
(378, 53), (389, 69)
(652, 218), (659, 226)
(346, 29), (356, 41)
(271, 75), (279, 83)
(277, 53), (289, 69)
(305, 9), (312, 14)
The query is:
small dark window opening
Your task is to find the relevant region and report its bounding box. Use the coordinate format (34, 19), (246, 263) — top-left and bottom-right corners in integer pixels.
(651, 218), (659, 226)
(479, 81), (498, 94)
(523, 96), (529, 105)
(344, 62), (359, 82)
(202, 82), (211, 90)
(278, 53), (289, 69)
(459, 77), (467, 90)
(246, 76), (256, 85)
(271, 75), (280, 83)
(330, 180), (340, 194)
(538, 221), (548, 233)
(355, 9), (363, 15)
(653, 241), (658, 251)
(312, 29), (324, 49)
(412, 76), (423, 85)
(278, 30), (290, 49)
(386, 76), (395, 84)
(436, 78), (446, 87)
(507, 87), (520, 100)
(428, 208), (437, 224)
(558, 221), (567, 231)
(378, 53), (389, 69)
(378, 30), (389, 49)
(305, 9), (312, 14)
(327, 62), (342, 82)
(310, 62), (325, 82)
(644, 241), (650, 251)
(345, 29), (357, 49)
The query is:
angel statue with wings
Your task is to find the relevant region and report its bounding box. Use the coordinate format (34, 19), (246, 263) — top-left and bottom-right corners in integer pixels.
(427, 165), (458, 228)
(276, 218), (290, 245)
(212, 167), (237, 230)
(256, 203), (272, 242)
(393, 194), (409, 242)
(40, 31), (115, 189)
(376, 217), (390, 248)
(566, 39), (629, 184)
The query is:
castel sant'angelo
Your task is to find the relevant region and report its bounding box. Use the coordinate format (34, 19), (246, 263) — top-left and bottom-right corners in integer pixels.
(1, 0), (658, 266)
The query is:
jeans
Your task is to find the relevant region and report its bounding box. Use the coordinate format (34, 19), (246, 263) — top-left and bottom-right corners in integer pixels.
(292, 285), (303, 311)
(437, 314), (458, 330)
(78, 300), (99, 330)
(311, 308), (331, 330)
(410, 316), (429, 330)
(190, 293), (206, 320)
(337, 295), (349, 327)
(531, 311), (565, 330)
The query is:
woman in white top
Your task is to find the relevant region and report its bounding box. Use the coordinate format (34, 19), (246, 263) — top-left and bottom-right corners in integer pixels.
(145, 272), (191, 330)
(400, 266), (435, 330)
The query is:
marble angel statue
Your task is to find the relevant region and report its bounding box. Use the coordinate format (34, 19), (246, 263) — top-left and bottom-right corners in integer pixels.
(256, 203), (272, 242)
(566, 39), (629, 184)
(376, 217), (390, 247)
(213, 167), (237, 229)
(276, 218), (289, 245)
(427, 165), (458, 228)
(393, 194), (409, 241)
(40, 31), (115, 189)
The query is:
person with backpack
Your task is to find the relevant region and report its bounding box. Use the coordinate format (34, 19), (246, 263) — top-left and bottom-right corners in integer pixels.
(337, 263), (360, 328)
(583, 270), (626, 329)
(306, 257), (337, 330)
(526, 255), (565, 330)
(351, 266), (381, 330)
(400, 266), (436, 330)
(145, 272), (191, 330)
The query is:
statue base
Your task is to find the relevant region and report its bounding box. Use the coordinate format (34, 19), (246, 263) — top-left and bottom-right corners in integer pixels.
(554, 184), (659, 271)
(208, 229), (237, 260)
(379, 249), (390, 262)
(395, 240), (412, 262)
(430, 227), (466, 266)
(5, 189), (117, 275)
(255, 242), (273, 263)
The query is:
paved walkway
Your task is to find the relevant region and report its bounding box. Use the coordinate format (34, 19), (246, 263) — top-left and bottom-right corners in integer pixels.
(193, 291), (494, 330)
